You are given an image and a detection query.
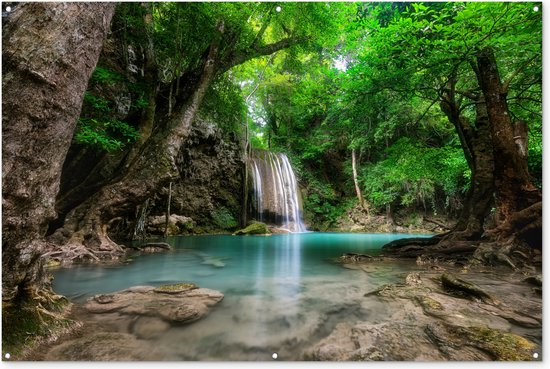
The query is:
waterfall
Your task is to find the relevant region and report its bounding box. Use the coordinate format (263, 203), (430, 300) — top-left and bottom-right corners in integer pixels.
(248, 151), (306, 232)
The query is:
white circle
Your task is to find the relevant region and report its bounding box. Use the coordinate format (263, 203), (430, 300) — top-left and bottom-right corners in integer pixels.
(272, 352), (278, 359)
(6, 6), (11, 12)
(533, 352), (539, 359)
(276, 6), (282, 13)
(534, 6), (539, 12)
(4, 353), (10, 359)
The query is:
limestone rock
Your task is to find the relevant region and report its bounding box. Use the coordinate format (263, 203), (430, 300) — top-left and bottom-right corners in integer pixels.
(146, 214), (194, 235)
(44, 332), (164, 361)
(85, 284), (223, 324)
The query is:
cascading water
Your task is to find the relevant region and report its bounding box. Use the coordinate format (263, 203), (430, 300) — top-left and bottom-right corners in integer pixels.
(248, 151), (306, 232)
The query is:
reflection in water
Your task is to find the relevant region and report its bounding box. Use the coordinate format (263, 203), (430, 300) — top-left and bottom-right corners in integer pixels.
(52, 233), (429, 360)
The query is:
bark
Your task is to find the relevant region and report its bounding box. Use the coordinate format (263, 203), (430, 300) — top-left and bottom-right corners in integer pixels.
(52, 4), (160, 226)
(351, 148), (368, 215)
(2, 3), (115, 302)
(383, 51), (542, 266)
(440, 92), (494, 240)
(475, 47), (541, 224)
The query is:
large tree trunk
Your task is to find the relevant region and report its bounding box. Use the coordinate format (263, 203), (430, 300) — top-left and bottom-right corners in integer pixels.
(2, 1), (115, 305)
(475, 47), (541, 224)
(439, 93), (494, 240)
(47, 22), (226, 261)
(383, 50), (542, 266)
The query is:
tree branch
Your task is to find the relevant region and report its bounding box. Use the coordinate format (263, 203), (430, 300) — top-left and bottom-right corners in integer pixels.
(502, 54), (539, 94)
(251, 4), (276, 49)
(218, 36), (309, 74)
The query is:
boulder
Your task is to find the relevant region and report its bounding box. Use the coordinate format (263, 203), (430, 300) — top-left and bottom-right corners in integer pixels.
(146, 214), (194, 235)
(85, 284), (223, 325)
(233, 221), (270, 235)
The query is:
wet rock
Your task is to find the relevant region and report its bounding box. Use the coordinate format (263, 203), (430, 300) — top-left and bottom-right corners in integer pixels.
(441, 273), (496, 303)
(131, 316), (171, 339)
(307, 321), (446, 361)
(85, 284), (223, 325)
(44, 332), (165, 361)
(233, 221), (270, 235)
(140, 242), (172, 253)
(426, 321), (536, 360)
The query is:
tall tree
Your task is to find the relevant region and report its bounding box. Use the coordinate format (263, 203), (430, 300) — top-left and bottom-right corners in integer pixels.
(366, 2), (542, 263)
(2, 0), (116, 329)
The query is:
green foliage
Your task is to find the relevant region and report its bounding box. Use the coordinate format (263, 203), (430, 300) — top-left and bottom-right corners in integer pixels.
(201, 75), (246, 138)
(528, 129), (542, 188)
(75, 118), (140, 152)
(90, 66), (125, 86)
(211, 206), (238, 230)
(83, 92), (111, 113)
(360, 138), (469, 211)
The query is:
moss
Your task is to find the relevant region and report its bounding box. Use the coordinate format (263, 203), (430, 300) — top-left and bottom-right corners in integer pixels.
(2, 289), (73, 359)
(153, 283), (197, 294)
(416, 295), (444, 311)
(233, 221), (270, 235)
(461, 326), (536, 361)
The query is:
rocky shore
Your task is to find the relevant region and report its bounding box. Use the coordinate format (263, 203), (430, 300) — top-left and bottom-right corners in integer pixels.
(306, 256), (542, 361)
(27, 283), (223, 360)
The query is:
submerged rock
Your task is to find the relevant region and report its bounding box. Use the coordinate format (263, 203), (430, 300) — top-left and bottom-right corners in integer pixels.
(44, 332), (165, 361)
(85, 284), (223, 324)
(308, 264), (541, 361)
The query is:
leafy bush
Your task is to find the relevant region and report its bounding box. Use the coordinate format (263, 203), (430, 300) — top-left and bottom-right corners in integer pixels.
(361, 138), (469, 213)
(211, 206), (238, 230)
(75, 118), (140, 152)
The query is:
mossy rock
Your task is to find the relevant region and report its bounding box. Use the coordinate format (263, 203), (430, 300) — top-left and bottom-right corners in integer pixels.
(232, 221), (270, 235)
(426, 321), (537, 361)
(153, 283), (198, 294)
(441, 273), (496, 303)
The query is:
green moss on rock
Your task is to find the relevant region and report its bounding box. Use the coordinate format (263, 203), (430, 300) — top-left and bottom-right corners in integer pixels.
(153, 283), (197, 294)
(462, 326), (536, 361)
(233, 221), (270, 235)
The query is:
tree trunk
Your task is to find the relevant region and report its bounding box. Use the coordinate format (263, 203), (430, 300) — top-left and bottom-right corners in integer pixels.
(2, 2), (115, 302)
(48, 21), (226, 260)
(440, 93), (495, 240)
(351, 148), (368, 215)
(475, 47), (541, 224)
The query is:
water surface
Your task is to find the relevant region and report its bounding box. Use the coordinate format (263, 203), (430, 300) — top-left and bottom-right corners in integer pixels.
(52, 232), (428, 360)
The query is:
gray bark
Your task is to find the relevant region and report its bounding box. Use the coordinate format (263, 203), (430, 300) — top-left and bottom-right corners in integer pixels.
(2, 2), (116, 303)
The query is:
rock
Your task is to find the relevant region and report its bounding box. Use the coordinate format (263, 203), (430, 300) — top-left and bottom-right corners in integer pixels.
(523, 274), (542, 287)
(140, 242), (172, 253)
(440, 273), (496, 303)
(233, 221), (270, 235)
(146, 214), (194, 235)
(405, 272), (422, 286)
(44, 332), (165, 361)
(85, 284), (223, 324)
(131, 316), (171, 339)
(425, 321), (536, 360)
